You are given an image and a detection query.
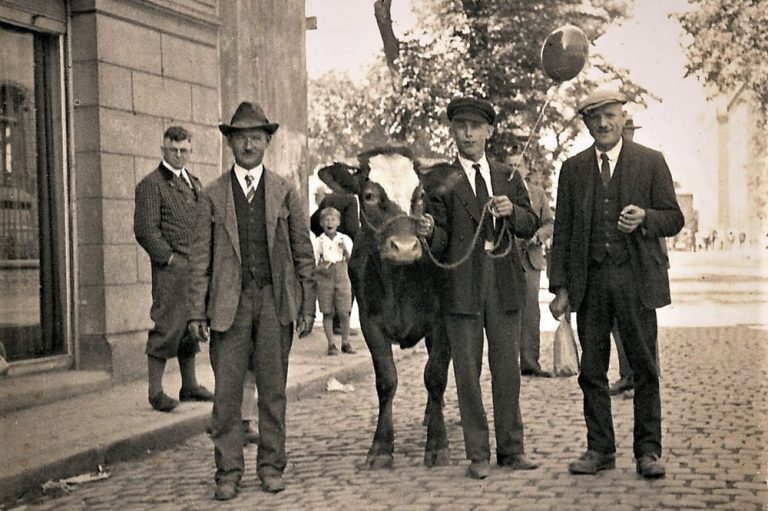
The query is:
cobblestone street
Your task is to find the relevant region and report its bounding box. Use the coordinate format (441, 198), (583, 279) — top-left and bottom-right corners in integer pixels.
(17, 321), (768, 510)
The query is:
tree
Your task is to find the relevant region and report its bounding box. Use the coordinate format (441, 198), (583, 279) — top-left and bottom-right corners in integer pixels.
(677, 0), (768, 230)
(309, 1), (650, 189)
(677, 0), (767, 123)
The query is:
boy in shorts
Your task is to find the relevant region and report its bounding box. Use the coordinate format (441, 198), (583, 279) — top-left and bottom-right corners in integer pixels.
(314, 207), (355, 355)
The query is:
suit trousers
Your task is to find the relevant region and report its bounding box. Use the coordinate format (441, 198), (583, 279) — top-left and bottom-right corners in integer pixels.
(576, 258), (661, 459)
(209, 283), (292, 484)
(520, 256), (543, 373)
(445, 255), (524, 462)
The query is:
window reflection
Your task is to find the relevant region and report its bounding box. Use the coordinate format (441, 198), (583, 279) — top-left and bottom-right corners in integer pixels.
(0, 22), (64, 362)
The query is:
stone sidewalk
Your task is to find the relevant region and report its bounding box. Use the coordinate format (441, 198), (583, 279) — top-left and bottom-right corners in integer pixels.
(0, 329), (396, 504)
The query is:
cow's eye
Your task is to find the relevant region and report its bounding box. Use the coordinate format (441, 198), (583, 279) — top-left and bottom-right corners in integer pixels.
(364, 192), (376, 202)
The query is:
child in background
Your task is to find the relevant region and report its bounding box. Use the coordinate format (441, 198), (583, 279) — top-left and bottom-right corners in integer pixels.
(314, 207), (355, 356)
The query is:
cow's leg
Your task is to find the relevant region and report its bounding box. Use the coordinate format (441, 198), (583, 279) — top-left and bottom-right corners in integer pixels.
(423, 320), (451, 467)
(361, 317), (397, 469)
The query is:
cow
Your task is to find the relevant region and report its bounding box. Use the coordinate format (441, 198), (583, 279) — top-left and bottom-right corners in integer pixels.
(316, 147), (452, 469)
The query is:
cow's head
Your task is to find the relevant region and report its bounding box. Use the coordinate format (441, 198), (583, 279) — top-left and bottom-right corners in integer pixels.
(318, 147), (425, 265)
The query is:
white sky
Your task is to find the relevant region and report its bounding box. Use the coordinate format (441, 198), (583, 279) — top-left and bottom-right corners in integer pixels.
(305, 0), (719, 228)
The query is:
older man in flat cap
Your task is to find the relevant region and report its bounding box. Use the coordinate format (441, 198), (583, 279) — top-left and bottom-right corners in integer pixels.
(421, 96), (540, 479)
(187, 101), (316, 499)
(548, 88), (684, 478)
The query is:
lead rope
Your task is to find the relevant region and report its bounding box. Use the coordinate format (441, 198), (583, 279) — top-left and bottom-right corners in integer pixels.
(420, 199), (514, 270)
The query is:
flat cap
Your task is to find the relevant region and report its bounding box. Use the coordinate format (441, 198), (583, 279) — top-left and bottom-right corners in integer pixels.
(577, 88), (627, 115)
(447, 97), (496, 125)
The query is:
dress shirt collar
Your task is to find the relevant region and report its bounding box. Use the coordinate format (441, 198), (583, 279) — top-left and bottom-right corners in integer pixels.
(457, 153), (492, 195)
(594, 137), (623, 174)
(162, 159), (192, 186)
(234, 162), (264, 194)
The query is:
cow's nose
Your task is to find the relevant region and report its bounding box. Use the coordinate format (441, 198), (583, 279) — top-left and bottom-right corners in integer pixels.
(385, 236), (422, 263)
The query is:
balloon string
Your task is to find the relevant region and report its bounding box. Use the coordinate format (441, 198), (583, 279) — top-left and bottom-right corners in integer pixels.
(509, 83), (558, 179)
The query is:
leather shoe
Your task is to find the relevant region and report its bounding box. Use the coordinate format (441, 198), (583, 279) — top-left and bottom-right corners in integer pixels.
(261, 475), (286, 493)
(522, 368), (552, 378)
(609, 376), (634, 395)
(149, 392), (179, 412)
(636, 453), (665, 478)
(498, 454), (538, 470)
(214, 480), (238, 501)
(243, 420), (259, 445)
(341, 343), (356, 354)
(179, 385), (214, 402)
(568, 450), (616, 475)
(467, 460), (490, 479)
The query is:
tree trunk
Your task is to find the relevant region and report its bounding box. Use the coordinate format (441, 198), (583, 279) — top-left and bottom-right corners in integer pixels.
(374, 0), (400, 76)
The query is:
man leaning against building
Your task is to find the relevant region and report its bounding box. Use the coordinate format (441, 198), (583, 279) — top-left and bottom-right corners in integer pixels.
(548, 89), (684, 479)
(134, 126), (214, 413)
(187, 101), (316, 500)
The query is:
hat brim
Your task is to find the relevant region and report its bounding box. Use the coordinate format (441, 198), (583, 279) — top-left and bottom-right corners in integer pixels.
(219, 123), (280, 136)
(579, 99), (626, 115)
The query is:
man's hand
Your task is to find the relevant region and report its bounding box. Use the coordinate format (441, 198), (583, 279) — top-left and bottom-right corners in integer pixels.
(549, 289), (570, 320)
(416, 213), (434, 238)
(187, 320), (209, 343)
(618, 204), (646, 233)
(297, 315), (315, 338)
(489, 196), (514, 217)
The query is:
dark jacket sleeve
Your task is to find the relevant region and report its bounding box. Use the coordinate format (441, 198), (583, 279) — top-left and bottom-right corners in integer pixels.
(548, 160), (574, 294)
(640, 151), (685, 238)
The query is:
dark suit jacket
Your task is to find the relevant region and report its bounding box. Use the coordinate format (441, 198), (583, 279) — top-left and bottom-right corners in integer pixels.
(426, 159), (539, 315)
(188, 167), (316, 331)
(310, 193), (360, 240)
(548, 140), (684, 312)
(519, 182), (554, 271)
(134, 163), (205, 265)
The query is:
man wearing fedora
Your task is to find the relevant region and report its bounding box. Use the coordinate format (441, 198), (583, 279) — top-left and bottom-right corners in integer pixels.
(421, 96), (540, 479)
(187, 101), (316, 499)
(548, 89), (684, 478)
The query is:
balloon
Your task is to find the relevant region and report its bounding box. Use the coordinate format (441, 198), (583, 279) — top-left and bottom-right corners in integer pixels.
(540, 25), (589, 82)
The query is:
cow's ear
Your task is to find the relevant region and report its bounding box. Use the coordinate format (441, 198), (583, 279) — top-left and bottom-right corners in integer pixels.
(318, 162), (360, 194)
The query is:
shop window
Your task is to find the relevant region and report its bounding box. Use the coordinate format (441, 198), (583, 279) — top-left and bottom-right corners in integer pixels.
(0, 21), (66, 363)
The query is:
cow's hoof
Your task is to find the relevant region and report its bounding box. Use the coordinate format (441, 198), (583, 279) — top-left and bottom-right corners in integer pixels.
(424, 448), (450, 467)
(365, 453), (394, 469)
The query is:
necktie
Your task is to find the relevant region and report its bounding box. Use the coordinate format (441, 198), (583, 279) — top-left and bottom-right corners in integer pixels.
(473, 163), (493, 241)
(244, 174), (256, 203)
(600, 153), (611, 187)
(181, 170), (193, 190)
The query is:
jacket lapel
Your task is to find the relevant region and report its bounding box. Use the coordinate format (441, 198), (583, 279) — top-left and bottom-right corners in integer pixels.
(582, 148), (596, 234)
(617, 140), (636, 206)
(210, 167), (241, 262)
(452, 159), (482, 224)
(264, 168), (287, 252)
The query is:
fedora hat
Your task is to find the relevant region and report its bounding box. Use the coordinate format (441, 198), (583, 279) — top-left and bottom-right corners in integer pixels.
(623, 117), (641, 130)
(219, 101), (279, 136)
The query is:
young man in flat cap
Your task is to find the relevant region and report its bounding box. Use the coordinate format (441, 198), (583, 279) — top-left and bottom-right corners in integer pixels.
(187, 101), (316, 499)
(548, 88), (684, 478)
(134, 126), (213, 412)
(420, 96), (540, 479)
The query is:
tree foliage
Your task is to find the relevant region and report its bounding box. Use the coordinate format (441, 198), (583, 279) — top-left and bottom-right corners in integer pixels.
(677, 0), (767, 123)
(677, 0), (768, 230)
(309, 0), (651, 189)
